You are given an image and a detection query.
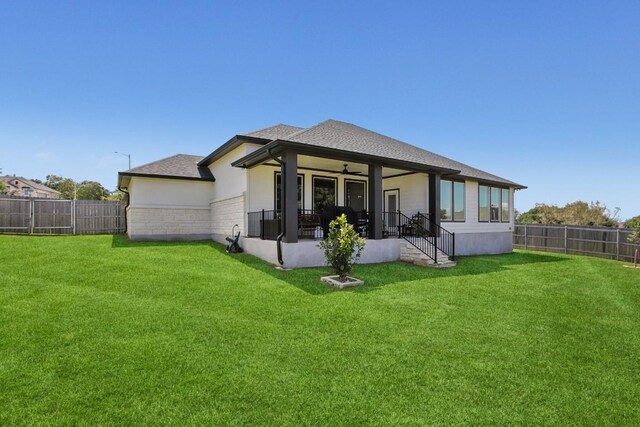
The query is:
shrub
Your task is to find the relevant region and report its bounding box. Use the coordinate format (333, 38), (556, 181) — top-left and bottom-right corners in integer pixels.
(318, 214), (366, 278)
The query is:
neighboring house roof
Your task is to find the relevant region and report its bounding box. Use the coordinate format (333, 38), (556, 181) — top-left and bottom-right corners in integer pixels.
(117, 154), (215, 188)
(1, 176), (60, 194)
(230, 119), (526, 189)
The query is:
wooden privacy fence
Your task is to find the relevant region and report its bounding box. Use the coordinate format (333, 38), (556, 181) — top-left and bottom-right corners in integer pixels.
(513, 223), (637, 262)
(0, 197), (126, 235)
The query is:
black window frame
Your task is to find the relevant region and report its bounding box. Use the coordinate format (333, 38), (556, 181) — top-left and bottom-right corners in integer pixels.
(274, 172), (304, 213)
(344, 178), (367, 213)
(479, 185), (511, 223)
(440, 179), (465, 222)
(501, 188), (510, 223)
(312, 175), (338, 213)
(478, 185), (490, 222)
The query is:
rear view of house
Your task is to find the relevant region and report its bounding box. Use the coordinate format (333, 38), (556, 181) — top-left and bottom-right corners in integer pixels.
(118, 119), (525, 268)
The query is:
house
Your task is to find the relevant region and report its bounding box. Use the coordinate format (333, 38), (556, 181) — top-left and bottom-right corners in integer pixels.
(1, 176), (61, 199)
(117, 119), (525, 268)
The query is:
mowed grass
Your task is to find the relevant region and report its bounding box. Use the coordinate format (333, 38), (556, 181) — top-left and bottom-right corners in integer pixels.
(1, 235), (639, 426)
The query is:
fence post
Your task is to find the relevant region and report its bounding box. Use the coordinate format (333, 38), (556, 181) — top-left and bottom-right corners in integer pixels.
(616, 228), (620, 261)
(72, 200), (77, 235)
(564, 226), (568, 254)
(260, 209), (265, 240)
(524, 224), (527, 249)
(29, 199), (35, 234)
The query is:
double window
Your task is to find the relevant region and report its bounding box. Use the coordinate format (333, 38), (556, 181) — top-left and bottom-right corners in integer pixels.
(440, 180), (465, 221)
(478, 185), (510, 222)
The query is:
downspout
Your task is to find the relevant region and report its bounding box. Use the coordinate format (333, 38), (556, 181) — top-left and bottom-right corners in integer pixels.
(268, 148), (285, 265)
(116, 183), (130, 235)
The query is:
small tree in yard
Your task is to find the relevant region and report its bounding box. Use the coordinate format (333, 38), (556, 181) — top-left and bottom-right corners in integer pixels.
(629, 226), (640, 268)
(319, 214), (366, 278)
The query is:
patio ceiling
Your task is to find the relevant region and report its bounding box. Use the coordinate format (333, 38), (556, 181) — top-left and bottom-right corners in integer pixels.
(262, 155), (411, 178)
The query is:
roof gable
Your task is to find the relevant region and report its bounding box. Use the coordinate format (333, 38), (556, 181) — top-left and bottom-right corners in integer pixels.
(118, 154), (215, 187)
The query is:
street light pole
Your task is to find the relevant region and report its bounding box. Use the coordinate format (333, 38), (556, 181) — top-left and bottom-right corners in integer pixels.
(115, 152), (131, 169)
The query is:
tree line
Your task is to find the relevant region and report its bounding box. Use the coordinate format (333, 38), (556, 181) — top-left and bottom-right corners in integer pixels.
(517, 200), (639, 229)
(0, 174), (126, 201)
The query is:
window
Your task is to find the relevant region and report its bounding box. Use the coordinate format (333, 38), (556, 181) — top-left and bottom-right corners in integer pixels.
(274, 173), (303, 212)
(313, 176), (337, 212)
(490, 187), (500, 222)
(501, 189), (510, 222)
(345, 180), (366, 212)
(480, 186), (510, 223)
(440, 180), (465, 222)
(478, 185), (489, 222)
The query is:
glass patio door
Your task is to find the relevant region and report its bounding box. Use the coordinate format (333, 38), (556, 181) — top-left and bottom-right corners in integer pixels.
(384, 189), (399, 235)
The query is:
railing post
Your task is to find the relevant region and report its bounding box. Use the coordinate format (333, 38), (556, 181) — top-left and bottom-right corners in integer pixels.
(260, 209), (265, 240)
(434, 229), (438, 263)
(452, 232), (455, 261)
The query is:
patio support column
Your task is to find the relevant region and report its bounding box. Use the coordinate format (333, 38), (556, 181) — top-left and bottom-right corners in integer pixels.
(428, 173), (441, 227)
(281, 150), (298, 243)
(368, 163), (383, 239)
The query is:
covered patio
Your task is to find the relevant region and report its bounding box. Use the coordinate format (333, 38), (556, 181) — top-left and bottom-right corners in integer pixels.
(233, 143), (458, 266)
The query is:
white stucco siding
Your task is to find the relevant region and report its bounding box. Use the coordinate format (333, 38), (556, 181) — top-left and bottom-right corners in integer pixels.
(129, 176), (214, 208)
(126, 176), (214, 240)
(383, 173), (429, 214)
(247, 165), (276, 212)
(208, 143), (261, 203)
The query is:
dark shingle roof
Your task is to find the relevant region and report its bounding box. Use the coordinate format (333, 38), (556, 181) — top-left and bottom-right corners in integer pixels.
(121, 120), (524, 189)
(120, 154), (215, 180)
(270, 119), (524, 188)
(243, 124), (304, 140)
(1, 176), (60, 194)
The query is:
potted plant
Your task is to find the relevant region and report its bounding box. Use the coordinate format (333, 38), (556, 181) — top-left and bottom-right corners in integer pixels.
(318, 214), (366, 289)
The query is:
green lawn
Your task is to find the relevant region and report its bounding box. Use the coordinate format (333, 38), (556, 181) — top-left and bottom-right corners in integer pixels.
(1, 235), (639, 426)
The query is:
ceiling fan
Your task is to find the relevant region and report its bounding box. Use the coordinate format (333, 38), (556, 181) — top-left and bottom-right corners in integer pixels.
(342, 164), (364, 175)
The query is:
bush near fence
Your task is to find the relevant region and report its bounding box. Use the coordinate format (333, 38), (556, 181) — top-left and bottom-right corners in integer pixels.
(0, 196), (126, 235)
(514, 223), (637, 262)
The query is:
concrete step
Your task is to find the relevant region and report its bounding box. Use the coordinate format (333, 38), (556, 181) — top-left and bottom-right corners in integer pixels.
(400, 242), (456, 268)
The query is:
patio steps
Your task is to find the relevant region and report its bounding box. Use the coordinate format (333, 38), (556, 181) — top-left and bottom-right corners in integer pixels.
(400, 242), (457, 268)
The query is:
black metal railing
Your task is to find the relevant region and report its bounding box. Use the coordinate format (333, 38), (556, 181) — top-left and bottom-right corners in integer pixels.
(397, 211), (438, 262)
(246, 209), (453, 262)
(416, 212), (455, 261)
(247, 209), (281, 240)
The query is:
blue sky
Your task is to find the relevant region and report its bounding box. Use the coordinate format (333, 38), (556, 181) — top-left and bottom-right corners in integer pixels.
(1, 1), (638, 219)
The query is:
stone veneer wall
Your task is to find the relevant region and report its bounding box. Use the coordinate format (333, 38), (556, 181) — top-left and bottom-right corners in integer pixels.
(127, 206), (211, 240)
(211, 195), (245, 244)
